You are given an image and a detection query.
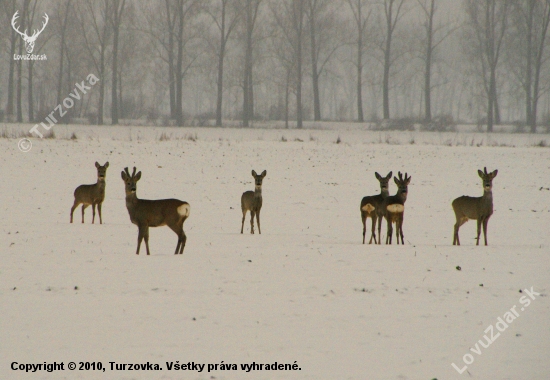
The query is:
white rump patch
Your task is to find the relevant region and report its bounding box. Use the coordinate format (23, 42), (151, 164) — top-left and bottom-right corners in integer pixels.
(361, 204), (375, 213)
(177, 204), (190, 217)
(386, 204), (404, 213)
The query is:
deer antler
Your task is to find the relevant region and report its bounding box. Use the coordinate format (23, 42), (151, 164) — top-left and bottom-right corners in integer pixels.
(30, 13), (48, 39)
(132, 167), (137, 177)
(11, 11), (28, 39)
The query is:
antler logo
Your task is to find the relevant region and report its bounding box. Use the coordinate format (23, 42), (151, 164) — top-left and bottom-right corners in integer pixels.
(11, 11), (49, 54)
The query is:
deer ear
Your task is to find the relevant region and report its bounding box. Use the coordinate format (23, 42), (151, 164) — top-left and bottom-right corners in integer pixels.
(135, 171), (142, 181)
(491, 170), (498, 178)
(261, 170), (266, 177)
(478, 169), (484, 178)
(252, 170), (257, 177)
(394, 177), (399, 185)
(121, 171), (127, 180)
(104, 162), (109, 168)
(406, 175), (412, 185)
(95, 162), (100, 168)
(386, 171), (393, 179)
(375, 172), (382, 180)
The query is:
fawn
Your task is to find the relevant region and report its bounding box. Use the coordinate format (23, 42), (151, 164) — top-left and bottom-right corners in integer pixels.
(121, 167), (190, 255)
(382, 172), (411, 244)
(70, 162), (109, 224)
(241, 170), (266, 234)
(452, 167), (498, 246)
(361, 171), (392, 244)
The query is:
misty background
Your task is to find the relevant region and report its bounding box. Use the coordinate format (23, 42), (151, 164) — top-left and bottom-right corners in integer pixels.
(1, 0), (550, 133)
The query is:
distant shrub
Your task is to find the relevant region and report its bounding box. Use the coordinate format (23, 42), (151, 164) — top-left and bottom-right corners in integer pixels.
(371, 118), (415, 131)
(421, 114), (457, 132)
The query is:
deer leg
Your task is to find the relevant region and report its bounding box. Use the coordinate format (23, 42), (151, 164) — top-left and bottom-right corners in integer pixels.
(81, 204), (89, 223)
(369, 215), (377, 244)
(476, 219), (482, 246)
(70, 202), (79, 223)
(170, 223), (183, 255)
(136, 227), (143, 255)
(98, 203), (103, 224)
(91, 203), (96, 224)
(361, 212), (367, 244)
(256, 210), (261, 234)
(399, 217), (404, 245)
(386, 218), (393, 244)
(377, 215), (383, 245)
(143, 226), (151, 255)
(482, 218), (489, 246)
(251, 211), (256, 234)
(241, 210), (246, 234)
(179, 231), (187, 254)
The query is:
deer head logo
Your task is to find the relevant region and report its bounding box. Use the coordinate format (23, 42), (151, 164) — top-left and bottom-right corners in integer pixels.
(11, 11), (49, 54)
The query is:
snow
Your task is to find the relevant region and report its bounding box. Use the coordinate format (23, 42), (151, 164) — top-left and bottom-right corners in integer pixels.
(1, 124), (549, 379)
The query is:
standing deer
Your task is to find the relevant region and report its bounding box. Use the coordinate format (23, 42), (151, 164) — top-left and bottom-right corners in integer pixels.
(382, 172), (411, 245)
(121, 167), (190, 255)
(241, 170), (266, 234)
(70, 162), (109, 224)
(360, 171), (392, 244)
(452, 167), (498, 246)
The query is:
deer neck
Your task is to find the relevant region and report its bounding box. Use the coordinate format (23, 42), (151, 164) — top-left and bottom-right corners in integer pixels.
(125, 192), (139, 207)
(96, 178), (106, 189)
(254, 185), (262, 198)
(380, 188), (389, 198)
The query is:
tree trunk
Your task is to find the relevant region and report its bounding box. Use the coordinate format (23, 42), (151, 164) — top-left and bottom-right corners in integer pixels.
(176, 0), (184, 126)
(356, 14), (364, 122)
(296, 0), (303, 128)
(57, 0), (70, 106)
(98, 48), (105, 125)
(487, 67), (495, 132)
(28, 62), (34, 121)
(6, 27), (17, 119)
(309, 3), (321, 121)
(424, 0), (434, 122)
(531, 1), (550, 132)
(166, 0), (176, 119)
(111, 27), (119, 124)
(215, 1), (226, 127)
(382, 3), (392, 120)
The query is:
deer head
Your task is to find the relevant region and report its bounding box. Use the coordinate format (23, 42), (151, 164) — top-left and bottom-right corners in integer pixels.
(11, 11), (49, 54)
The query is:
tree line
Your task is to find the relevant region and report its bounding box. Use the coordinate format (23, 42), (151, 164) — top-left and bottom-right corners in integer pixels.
(1, 0), (550, 132)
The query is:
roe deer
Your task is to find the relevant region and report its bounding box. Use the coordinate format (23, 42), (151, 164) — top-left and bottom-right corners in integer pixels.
(452, 167), (498, 246)
(121, 167), (190, 255)
(70, 162), (109, 224)
(382, 172), (411, 245)
(360, 171), (392, 244)
(241, 170), (266, 234)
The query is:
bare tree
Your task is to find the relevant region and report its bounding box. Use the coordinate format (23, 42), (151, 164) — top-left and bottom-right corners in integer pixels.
(380, 0), (406, 120)
(56, 0), (71, 106)
(110, 0), (126, 124)
(417, 0), (455, 122)
(207, 0), (241, 127)
(346, 0), (371, 122)
(3, 0), (18, 120)
(509, 0), (550, 132)
(79, 0), (112, 125)
(306, 0), (341, 121)
(272, 0), (305, 128)
(465, 0), (510, 132)
(242, 0), (262, 127)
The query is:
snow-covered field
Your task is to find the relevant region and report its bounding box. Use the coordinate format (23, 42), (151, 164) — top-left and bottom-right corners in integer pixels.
(1, 124), (549, 380)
